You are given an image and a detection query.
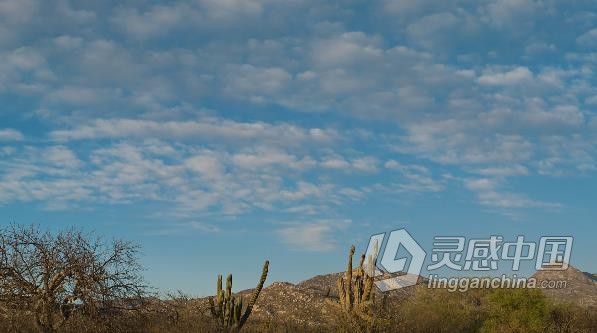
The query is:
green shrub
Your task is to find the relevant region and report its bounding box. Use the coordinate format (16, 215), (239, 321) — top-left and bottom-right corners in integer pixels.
(398, 287), (485, 333)
(481, 288), (549, 333)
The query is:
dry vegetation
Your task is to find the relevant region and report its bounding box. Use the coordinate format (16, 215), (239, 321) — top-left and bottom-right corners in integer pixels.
(1, 225), (596, 333)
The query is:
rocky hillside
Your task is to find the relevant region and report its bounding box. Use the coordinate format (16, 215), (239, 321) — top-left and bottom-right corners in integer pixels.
(232, 271), (425, 329)
(532, 265), (597, 308)
(202, 266), (596, 329)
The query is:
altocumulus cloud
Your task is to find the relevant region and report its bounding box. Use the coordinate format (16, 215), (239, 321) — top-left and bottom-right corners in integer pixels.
(0, 129), (24, 141)
(277, 219), (351, 252)
(0, 0), (596, 245)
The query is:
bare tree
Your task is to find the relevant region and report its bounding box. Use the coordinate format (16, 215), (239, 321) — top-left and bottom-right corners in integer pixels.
(0, 224), (147, 333)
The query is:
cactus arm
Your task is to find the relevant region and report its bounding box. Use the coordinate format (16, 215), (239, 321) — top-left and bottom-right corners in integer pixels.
(233, 297), (243, 327)
(223, 275), (232, 325)
(226, 275), (232, 301)
(208, 296), (217, 317)
(336, 244), (376, 329)
(210, 274), (223, 318)
(358, 253), (365, 276)
(362, 274), (374, 302)
(210, 261), (269, 332)
(338, 277), (346, 306)
(345, 245), (355, 311)
(239, 260), (269, 328)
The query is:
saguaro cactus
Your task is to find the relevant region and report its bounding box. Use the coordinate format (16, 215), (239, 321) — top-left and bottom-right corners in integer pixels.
(333, 242), (379, 331)
(209, 260), (269, 332)
(338, 245), (376, 312)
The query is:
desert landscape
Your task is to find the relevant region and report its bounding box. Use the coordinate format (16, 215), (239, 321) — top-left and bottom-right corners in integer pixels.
(2, 0), (597, 332)
(1, 226), (595, 332)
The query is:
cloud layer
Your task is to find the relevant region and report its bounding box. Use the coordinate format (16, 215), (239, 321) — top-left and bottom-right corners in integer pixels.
(1, 0), (596, 250)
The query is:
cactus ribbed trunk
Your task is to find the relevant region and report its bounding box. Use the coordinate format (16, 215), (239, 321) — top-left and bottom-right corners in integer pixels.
(335, 243), (378, 331)
(239, 260), (269, 327)
(209, 260), (269, 332)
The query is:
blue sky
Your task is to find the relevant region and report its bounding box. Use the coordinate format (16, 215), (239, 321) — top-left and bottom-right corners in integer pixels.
(0, 0), (596, 295)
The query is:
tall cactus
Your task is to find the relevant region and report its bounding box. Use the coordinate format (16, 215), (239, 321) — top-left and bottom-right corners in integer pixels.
(338, 245), (376, 311)
(333, 242), (378, 332)
(209, 260), (269, 332)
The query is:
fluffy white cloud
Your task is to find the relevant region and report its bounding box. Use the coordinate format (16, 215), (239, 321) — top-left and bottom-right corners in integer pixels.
(49, 118), (340, 146)
(276, 219), (351, 252)
(0, 129), (23, 141)
(111, 4), (188, 40)
(384, 159), (443, 193)
(0, 137), (389, 217)
(311, 32), (383, 67)
(223, 64), (291, 99)
(321, 156), (350, 170)
(472, 165), (529, 177)
(478, 67), (533, 86)
(577, 28), (597, 48)
(464, 177), (561, 211)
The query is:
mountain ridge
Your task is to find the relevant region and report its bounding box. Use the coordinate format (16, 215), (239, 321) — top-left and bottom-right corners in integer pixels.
(212, 264), (596, 328)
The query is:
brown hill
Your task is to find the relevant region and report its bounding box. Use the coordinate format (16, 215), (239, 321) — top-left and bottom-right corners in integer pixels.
(231, 271), (425, 329)
(532, 265), (597, 308)
(200, 266), (596, 329)
(236, 281), (333, 328)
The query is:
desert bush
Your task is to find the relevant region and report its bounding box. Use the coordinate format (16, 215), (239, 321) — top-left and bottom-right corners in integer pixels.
(394, 287), (597, 333)
(545, 303), (597, 333)
(398, 286), (485, 333)
(481, 288), (550, 333)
